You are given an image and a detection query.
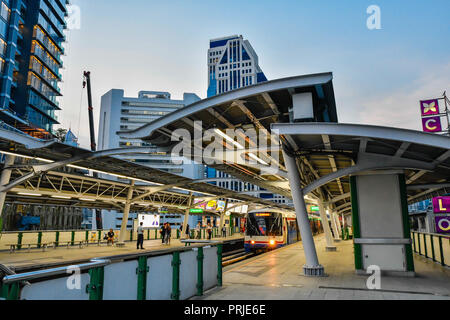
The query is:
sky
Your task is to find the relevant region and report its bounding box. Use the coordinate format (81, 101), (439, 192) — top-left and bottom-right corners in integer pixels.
(57, 0), (450, 149)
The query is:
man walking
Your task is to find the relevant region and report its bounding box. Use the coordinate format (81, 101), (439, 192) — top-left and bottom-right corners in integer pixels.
(137, 222), (144, 250)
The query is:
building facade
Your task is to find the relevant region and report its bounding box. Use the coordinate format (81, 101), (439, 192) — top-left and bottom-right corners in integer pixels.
(0, 0), (69, 139)
(98, 89), (203, 230)
(206, 35), (291, 205)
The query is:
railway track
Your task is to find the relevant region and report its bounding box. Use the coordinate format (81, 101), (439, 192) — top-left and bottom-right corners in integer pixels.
(222, 249), (260, 266)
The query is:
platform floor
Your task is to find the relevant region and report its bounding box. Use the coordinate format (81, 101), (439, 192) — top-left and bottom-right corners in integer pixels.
(197, 235), (450, 300)
(0, 234), (244, 271)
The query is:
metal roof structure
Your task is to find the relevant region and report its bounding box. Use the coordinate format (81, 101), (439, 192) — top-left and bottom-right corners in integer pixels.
(117, 73), (450, 213)
(0, 124), (294, 213)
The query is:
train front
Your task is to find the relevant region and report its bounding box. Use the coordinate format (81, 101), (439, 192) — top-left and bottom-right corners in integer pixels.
(244, 211), (284, 252)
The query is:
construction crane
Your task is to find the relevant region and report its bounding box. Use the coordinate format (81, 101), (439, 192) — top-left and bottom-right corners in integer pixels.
(82, 71), (102, 229)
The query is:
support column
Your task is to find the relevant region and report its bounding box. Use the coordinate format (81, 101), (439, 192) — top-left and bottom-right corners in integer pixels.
(333, 212), (342, 237)
(330, 210), (341, 241)
(0, 155), (15, 229)
(219, 200), (228, 238)
(282, 148), (324, 276)
(118, 180), (135, 244)
(318, 199), (336, 251)
(181, 193), (193, 239)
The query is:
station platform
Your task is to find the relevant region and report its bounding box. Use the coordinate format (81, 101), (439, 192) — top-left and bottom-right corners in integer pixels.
(196, 235), (450, 300)
(0, 234), (244, 272)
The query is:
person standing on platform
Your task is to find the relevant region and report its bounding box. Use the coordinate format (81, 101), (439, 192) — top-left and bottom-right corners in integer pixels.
(222, 225), (227, 238)
(137, 222), (144, 250)
(165, 223), (172, 245)
(207, 223), (212, 240)
(160, 223), (166, 244)
(185, 224), (190, 239)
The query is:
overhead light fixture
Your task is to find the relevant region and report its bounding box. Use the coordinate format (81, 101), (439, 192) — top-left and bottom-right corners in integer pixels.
(80, 198), (95, 202)
(17, 192), (42, 196)
(51, 195), (71, 199)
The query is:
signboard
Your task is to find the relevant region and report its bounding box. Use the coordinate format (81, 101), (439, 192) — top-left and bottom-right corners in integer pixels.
(158, 207), (168, 214)
(422, 116), (442, 133)
(193, 199), (207, 209)
(420, 99), (440, 116)
(138, 214), (160, 228)
(206, 200), (217, 211)
(432, 197), (450, 213)
(435, 216), (450, 234)
(216, 200), (226, 212)
(190, 208), (204, 214)
(310, 206), (320, 212)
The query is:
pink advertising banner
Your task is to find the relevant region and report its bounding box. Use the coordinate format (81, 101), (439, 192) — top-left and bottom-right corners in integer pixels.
(420, 99), (440, 116)
(422, 116), (442, 133)
(433, 197), (450, 213)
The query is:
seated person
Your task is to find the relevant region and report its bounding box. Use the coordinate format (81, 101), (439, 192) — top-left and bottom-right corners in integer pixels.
(107, 229), (115, 245)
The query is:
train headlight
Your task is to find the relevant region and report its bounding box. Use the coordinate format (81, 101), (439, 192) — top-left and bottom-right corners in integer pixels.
(251, 240), (255, 245)
(269, 239), (275, 246)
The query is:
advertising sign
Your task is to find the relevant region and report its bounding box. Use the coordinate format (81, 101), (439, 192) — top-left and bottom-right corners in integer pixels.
(194, 199), (207, 209)
(206, 200), (217, 211)
(420, 99), (440, 116)
(435, 216), (450, 233)
(138, 214), (160, 228)
(190, 208), (204, 214)
(422, 116), (442, 133)
(216, 200), (226, 212)
(432, 197), (450, 213)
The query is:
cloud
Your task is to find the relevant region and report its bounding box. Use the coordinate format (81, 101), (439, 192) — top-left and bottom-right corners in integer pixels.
(341, 63), (450, 131)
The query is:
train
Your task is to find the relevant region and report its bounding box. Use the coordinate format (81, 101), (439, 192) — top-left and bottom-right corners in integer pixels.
(243, 208), (324, 253)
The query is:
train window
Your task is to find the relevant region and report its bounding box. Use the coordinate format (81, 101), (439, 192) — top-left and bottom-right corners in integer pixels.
(246, 212), (282, 236)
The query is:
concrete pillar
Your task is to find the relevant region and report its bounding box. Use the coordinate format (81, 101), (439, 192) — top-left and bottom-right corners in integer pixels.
(181, 193), (193, 239)
(318, 200), (336, 251)
(0, 155), (15, 223)
(118, 180), (135, 243)
(333, 212), (342, 237)
(330, 210), (341, 241)
(282, 148), (324, 276)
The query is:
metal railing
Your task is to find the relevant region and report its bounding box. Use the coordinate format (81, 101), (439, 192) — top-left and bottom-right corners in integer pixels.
(0, 243), (223, 300)
(411, 231), (450, 267)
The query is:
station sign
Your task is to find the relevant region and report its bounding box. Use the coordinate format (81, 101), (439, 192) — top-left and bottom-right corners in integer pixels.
(432, 196), (450, 213)
(422, 116), (442, 133)
(190, 208), (204, 214)
(435, 216), (450, 233)
(420, 99), (440, 116)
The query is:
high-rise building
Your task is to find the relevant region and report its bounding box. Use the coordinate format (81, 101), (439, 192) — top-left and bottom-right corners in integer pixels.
(98, 89), (204, 229)
(206, 35), (291, 205)
(0, 0), (69, 139)
(207, 35), (267, 98)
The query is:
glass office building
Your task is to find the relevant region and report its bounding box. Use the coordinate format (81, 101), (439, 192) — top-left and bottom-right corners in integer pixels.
(0, 0), (69, 139)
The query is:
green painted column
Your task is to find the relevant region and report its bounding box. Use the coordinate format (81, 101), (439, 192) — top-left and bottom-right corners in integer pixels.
(17, 232), (23, 250)
(155, 229), (158, 240)
(1, 282), (20, 300)
(398, 174), (415, 272)
(55, 231), (60, 247)
(438, 236), (445, 266)
(412, 232), (416, 253)
(137, 256), (149, 300)
(217, 244), (223, 287)
(130, 230), (133, 242)
(177, 229), (180, 239)
(87, 267), (105, 300)
(196, 247), (204, 296)
(85, 230), (89, 242)
(350, 176), (363, 270)
(71, 231), (75, 246)
(147, 229), (150, 240)
(37, 232), (42, 248)
(171, 251), (181, 300)
(97, 230), (101, 243)
(417, 232), (422, 255)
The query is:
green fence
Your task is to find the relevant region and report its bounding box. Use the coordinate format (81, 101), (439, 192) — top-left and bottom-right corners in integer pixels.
(411, 231), (450, 267)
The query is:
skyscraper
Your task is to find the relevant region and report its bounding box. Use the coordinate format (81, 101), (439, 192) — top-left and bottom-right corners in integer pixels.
(0, 0), (69, 139)
(207, 35), (267, 98)
(206, 35), (291, 205)
(98, 89), (203, 229)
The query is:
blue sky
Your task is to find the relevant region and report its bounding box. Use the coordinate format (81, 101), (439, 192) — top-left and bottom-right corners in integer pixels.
(59, 0), (450, 148)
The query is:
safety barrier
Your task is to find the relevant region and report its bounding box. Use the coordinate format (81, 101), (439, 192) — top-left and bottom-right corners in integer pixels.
(411, 231), (450, 267)
(0, 243), (223, 300)
(0, 227), (244, 252)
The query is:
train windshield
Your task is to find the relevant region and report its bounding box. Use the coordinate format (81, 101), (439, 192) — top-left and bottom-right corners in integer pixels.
(246, 212), (282, 236)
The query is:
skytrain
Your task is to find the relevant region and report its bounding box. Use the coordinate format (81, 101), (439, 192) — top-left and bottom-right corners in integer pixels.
(244, 208), (323, 252)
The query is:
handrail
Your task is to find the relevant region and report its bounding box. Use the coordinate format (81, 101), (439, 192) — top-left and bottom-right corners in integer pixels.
(411, 231), (450, 239)
(2, 258), (110, 284)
